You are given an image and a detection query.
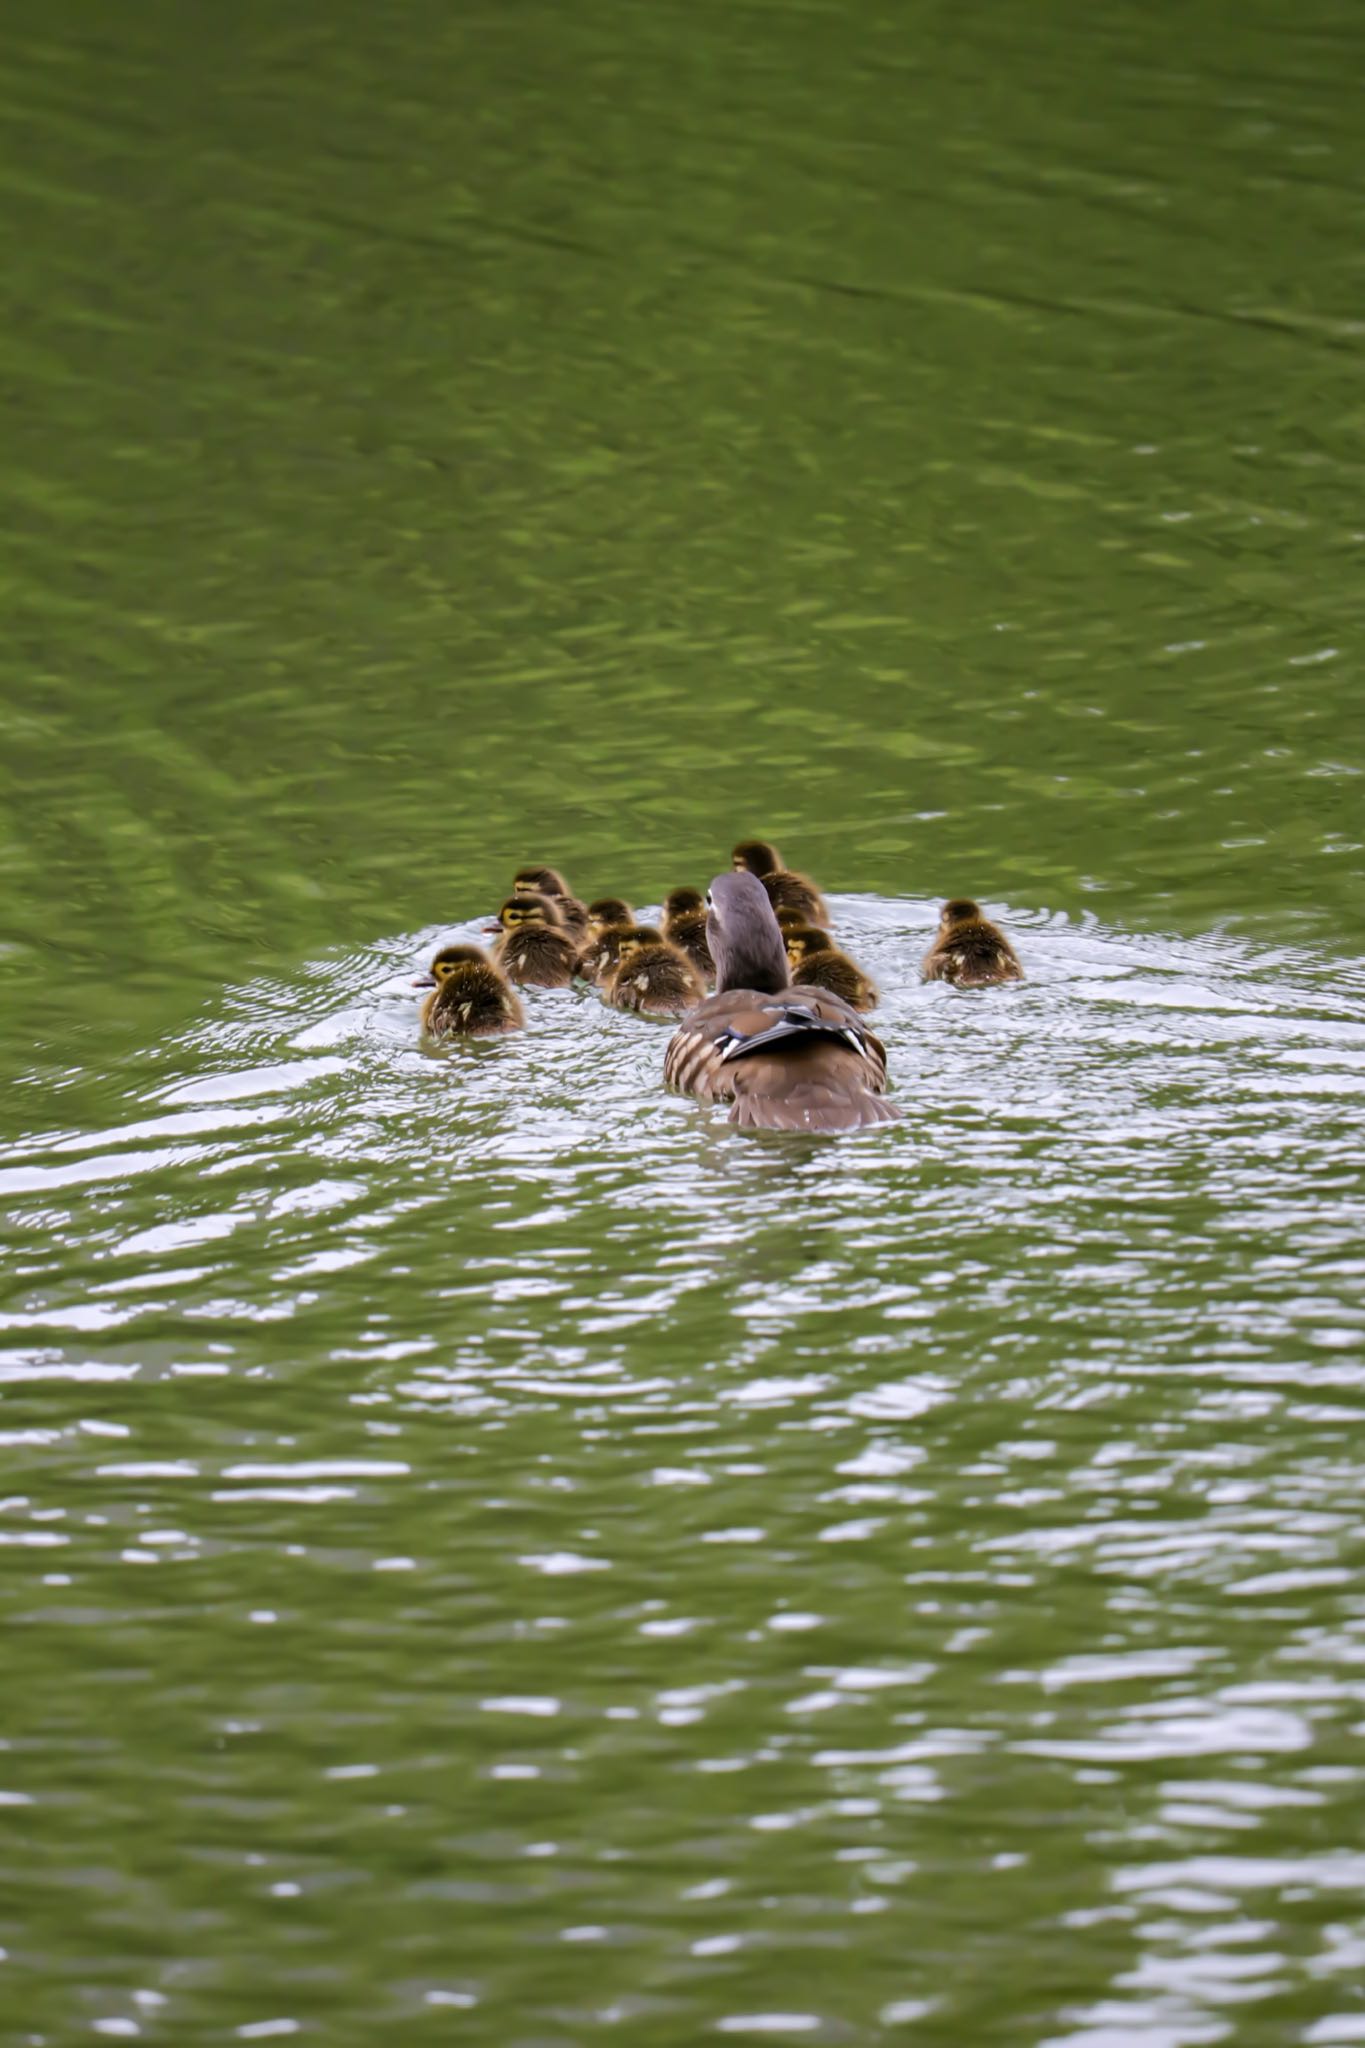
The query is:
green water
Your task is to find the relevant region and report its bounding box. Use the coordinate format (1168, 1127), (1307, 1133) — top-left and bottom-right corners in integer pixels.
(3, 1), (1365, 2042)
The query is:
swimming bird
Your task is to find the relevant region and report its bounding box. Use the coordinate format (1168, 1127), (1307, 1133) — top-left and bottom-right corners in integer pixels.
(576, 906), (636, 986)
(586, 896), (633, 936)
(490, 893), (580, 987)
(784, 925), (879, 1012)
(661, 886), (715, 984)
(607, 926), (705, 1019)
(513, 866), (589, 940)
(414, 944), (524, 1037)
(731, 839), (829, 927)
(664, 872), (898, 1131)
(921, 899), (1023, 987)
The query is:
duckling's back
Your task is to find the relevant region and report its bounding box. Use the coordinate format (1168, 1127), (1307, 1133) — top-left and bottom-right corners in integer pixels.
(424, 964), (524, 1036)
(497, 925), (578, 987)
(792, 950), (878, 1011)
(923, 919), (1023, 987)
(609, 940), (704, 1018)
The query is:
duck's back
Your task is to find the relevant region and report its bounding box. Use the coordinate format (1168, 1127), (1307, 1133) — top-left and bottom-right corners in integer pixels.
(665, 985), (898, 1131)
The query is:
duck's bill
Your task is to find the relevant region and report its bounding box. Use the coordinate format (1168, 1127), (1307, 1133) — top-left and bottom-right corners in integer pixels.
(411, 974), (437, 988)
(482, 922), (502, 935)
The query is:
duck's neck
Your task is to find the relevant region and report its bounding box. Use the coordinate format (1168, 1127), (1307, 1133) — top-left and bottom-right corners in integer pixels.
(713, 915), (791, 996)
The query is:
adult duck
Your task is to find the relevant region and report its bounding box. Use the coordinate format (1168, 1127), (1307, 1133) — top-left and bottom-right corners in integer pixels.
(664, 872), (898, 1131)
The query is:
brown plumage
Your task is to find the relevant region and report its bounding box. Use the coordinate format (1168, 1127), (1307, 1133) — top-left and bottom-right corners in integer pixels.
(922, 899), (1023, 987)
(415, 944), (524, 1038)
(664, 872), (899, 1132)
(784, 926), (879, 1012)
(491, 893), (579, 988)
(730, 838), (829, 927)
(514, 864), (571, 899)
(607, 926), (705, 1019)
(586, 896), (633, 935)
(576, 918), (634, 986)
(513, 866), (589, 940)
(662, 887), (715, 985)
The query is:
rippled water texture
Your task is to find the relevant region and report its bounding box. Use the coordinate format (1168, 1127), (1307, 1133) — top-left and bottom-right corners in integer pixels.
(2, 0), (1364, 2042)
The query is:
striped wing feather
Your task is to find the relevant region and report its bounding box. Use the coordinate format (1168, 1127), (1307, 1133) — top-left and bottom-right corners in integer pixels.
(664, 986), (898, 1132)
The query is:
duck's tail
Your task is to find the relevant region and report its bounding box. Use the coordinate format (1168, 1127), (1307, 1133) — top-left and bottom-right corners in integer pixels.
(725, 1041), (901, 1133)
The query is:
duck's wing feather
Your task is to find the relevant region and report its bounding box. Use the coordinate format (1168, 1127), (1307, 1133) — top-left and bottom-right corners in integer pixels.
(664, 986), (895, 1129)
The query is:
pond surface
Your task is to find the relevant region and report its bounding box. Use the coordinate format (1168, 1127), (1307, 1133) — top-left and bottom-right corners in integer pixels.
(2, 1), (1364, 2043)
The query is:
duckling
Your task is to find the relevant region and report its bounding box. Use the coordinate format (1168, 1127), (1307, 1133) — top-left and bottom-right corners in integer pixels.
(513, 866), (589, 940)
(576, 910), (636, 986)
(514, 864), (571, 899)
(731, 838), (829, 928)
(662, 886), (715, 984)
(607, 925), (706, 1020)
(414, 944), (524, 1038)
(784, 925), (878, 1012)
(490, 893), (580, 988)
(922, 899), (1023, 987)
(586, 896), (633, 936)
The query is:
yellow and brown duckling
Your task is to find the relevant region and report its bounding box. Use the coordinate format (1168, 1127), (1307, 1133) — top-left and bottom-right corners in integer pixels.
(731, 839), (830, 928)
(922, 899), (1023, 987)
(489, 892), (580, 988)
(512, 865), (589, 941)
(586, 896), (633, 936)
(414, 944), (524, 1038)
(607, 925), (706, 1020)
(576, 902), (637, 986)
(661, 886), (715, 985)
(784, 925), (878, 1012)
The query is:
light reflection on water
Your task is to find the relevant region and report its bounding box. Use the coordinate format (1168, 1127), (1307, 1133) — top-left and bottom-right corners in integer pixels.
(3, 896), (1364, 2040)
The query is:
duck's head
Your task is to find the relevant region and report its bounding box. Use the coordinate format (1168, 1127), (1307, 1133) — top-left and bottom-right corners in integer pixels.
(706, 871), (789, 995)
(587, 896), (633, 936)
(731, 839), (783, 878)
(414, 942), (490, 989)
(492, 892), (563, 933)
(774, 905), (806, 933)
(514, 865), (570, 899)
(616, 925), (665, 961)
(664, 886), (705, 919)
(940, 898), (983, 930)
(784, 924), (834, 972)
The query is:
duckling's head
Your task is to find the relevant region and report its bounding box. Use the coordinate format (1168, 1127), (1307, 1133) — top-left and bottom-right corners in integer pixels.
(784, 924), (834, 970)
(587, 896), (633, 935)
(616, 925), (665, 961)
(514, 865), (570, 899)
(496, 892), (563, 930)
(731, 839), (783, 878)
(415, 942), (490, 988)
(664, 886), (705, 919)
(940, 898), (983, 929)
(774, 905), (806, 933)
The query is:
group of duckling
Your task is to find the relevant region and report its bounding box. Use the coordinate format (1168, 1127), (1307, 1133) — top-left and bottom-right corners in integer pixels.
(414, 842), (1021, 1131)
